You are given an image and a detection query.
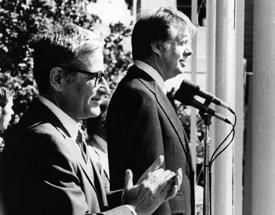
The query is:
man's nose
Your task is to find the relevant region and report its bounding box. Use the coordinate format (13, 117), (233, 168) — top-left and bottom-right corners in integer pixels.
(98, 77), (111, 95)
(185, 44), (193, 56)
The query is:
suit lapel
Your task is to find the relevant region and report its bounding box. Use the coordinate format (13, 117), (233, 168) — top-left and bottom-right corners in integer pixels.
(127, 67), (193, 169)
(89, 155), (108, 205)
(140, 78), (189, 153)
(65, 133), (95, 183)
(67, 136), (108, 207)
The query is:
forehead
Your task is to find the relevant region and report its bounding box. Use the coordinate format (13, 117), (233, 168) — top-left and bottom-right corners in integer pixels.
(169, 25), (191, 41)
(77, 49), (104, 73)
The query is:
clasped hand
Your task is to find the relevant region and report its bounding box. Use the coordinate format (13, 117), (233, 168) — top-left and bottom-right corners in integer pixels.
(122, 155), (182, 215)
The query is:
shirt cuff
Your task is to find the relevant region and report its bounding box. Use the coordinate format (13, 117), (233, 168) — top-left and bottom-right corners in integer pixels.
(124, 204), (138, 215)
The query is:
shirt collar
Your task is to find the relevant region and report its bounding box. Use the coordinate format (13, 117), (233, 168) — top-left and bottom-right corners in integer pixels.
(134, 60), (167, 94)
(38, 95), (80, 140)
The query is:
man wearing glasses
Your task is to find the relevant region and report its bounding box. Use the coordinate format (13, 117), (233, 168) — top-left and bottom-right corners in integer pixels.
(0, 23), (182, 215)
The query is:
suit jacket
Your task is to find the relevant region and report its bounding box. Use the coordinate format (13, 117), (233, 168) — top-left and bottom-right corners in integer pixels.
(106, 66), (195, 215)
(0, 98), (131, 215)
(86, 135), (110, 193)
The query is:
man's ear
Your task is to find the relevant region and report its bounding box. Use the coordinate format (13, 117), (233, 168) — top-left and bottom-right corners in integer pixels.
(49, 67), (63, 92)
(151, 41), (162, 57)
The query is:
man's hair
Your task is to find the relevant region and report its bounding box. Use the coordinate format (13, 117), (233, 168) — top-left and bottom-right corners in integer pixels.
(0, 84), (13, 108)
(32, 23), (104, 94)
(132, 7), (196, 60)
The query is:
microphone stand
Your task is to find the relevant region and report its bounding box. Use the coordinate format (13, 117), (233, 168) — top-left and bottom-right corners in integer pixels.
(198, 98), (213, 215)
(201, 114), (211, 215)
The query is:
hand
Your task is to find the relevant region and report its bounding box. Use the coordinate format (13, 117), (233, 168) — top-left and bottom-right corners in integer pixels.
(165, 167), (182, 200)
(122, 155), (182, 215)
(135, 155), (182, 201)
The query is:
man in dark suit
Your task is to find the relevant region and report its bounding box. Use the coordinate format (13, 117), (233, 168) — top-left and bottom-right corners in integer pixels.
(0, 23), (182, 215)
(106, 7), (196, 215)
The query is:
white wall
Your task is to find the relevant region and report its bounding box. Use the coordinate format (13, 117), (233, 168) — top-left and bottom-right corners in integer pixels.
(88, 0), (132, 25)
(140, 0), (176, 9)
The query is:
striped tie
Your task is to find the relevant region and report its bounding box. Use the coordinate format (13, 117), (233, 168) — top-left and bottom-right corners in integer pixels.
(76, 130), (88, 163)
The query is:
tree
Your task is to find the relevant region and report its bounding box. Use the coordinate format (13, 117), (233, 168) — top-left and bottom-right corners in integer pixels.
(0, 0), (132, 132)
(104, 22), (132, 92)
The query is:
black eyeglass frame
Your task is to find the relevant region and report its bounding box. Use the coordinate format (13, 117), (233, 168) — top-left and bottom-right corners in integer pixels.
(57, 66), (109, 85)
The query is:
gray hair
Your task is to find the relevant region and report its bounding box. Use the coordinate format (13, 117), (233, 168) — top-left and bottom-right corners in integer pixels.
(33, 23), (104, 94)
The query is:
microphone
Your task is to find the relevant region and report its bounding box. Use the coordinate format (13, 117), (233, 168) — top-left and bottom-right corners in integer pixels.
(188, 98), (230, 124)
(177, 79), (231, 110)
(174, 82), (231, 124)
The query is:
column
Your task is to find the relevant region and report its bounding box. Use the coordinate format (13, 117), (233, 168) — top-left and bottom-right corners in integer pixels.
(251, 0), (275, 214)
(213, 0), (235, 214)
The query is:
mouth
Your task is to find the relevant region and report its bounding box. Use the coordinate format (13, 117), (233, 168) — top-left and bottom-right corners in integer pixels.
(90, 97), (102, 106)
(92, 98), (101, 102)
(179, 59), (186, 67)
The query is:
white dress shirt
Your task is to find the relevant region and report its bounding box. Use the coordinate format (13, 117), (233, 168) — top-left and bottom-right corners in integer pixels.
(38, 95), (80, 140)
(134, 60), (167, 94)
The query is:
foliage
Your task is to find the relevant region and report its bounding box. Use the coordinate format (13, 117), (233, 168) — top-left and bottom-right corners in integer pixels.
(0, 0), (132, 133)
(104, 22), (132, 93)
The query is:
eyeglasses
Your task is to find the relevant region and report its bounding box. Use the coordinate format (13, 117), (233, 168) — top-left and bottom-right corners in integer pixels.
(58, 66), (109, 86)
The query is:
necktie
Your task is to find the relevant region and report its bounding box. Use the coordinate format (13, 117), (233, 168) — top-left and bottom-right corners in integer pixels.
(76, 130), (88, 163)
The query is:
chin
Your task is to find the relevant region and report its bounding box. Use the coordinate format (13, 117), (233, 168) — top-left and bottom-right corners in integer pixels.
(176, 68), (185, 76)
(89, 107), (101, 118)
(172, 69), (183, 78)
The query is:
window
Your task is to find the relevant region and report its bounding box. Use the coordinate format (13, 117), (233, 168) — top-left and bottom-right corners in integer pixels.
(177, 0), (207, 26)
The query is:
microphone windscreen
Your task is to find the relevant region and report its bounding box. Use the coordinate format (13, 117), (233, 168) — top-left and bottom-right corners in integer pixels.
(174, 79), (199, 105)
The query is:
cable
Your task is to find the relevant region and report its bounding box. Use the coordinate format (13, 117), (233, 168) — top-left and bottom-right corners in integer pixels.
(209, 110), (237, 165)
(202, 109), (237, 215)
(197, 0), (207, 26)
